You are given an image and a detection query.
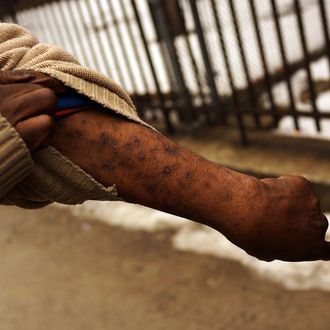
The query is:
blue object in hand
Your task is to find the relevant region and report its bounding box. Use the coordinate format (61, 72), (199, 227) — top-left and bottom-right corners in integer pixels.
(56, 94), (95, 110)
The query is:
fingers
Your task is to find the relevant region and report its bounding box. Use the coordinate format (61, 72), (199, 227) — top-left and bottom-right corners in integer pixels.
(15, 114), (55, 152)
(0, 70), (36, 84)
(11, 87), (57, 123)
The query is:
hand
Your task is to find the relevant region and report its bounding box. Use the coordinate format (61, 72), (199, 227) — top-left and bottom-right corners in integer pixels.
(0, 71), (57, 151)
(236, 176), (329, 262)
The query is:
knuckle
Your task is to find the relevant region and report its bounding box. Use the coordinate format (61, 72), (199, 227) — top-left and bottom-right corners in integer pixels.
(310, 194), (321, 209)
(38, 87), (56, 103)
(40, 114), (55, 130)
(293, 176), (311, 189)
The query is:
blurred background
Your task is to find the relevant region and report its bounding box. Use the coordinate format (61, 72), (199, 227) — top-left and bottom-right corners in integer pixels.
(1, 0), (330, 329)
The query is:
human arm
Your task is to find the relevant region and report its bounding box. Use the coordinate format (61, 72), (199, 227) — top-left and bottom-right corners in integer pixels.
(50, 109), (330, 262)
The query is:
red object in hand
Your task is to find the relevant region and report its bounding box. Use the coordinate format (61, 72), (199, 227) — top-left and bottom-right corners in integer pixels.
(55, 106), (92, 118)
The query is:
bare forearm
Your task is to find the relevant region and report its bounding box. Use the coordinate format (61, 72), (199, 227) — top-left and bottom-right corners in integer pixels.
(50, 109), (330, 261)
(51, 110), (257, 233)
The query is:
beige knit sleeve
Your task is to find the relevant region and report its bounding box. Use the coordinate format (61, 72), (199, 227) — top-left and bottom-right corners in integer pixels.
(0, 115), (34, 199)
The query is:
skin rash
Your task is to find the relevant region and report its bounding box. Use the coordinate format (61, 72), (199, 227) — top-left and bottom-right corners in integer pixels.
(50, 109), (330, 262)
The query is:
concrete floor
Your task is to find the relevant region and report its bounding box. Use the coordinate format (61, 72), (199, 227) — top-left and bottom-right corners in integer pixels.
(1, 205), (330, 330)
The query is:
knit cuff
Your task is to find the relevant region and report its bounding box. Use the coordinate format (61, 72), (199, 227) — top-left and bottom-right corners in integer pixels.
(0, 115), (34, 198)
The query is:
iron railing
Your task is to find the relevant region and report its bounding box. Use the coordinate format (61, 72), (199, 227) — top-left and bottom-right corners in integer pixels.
(1, 0), (330, 144)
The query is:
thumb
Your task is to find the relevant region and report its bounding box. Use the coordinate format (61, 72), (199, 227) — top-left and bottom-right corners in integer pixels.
(0, 70), (36, 84)
(15, 115), (55, 152)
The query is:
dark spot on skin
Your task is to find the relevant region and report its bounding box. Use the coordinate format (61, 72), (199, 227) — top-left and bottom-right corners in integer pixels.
(178, 180), (187, 189)
(163, 144), (179, 156)
(137, 152), (146, 161)
(162, 164), (178, 175)
(64, 130), (75, 139)
(185, 171), (193, 180)
(163, 166), (172, 175)
(80, 119), (87, 125)
(132, 169), (145, 180)
(102, 163), (116, 173)
(124, 142), (133, 152)
(144, 184), (156, 195)
(100, 132), (110, 146)
(132, 136), (141, 146)
(124, 137), (141, 152)
(74, 129), (83, 139)
(106, 136), (118, 155)
(203, 181), (211, 189)
(222, 190), (233, 202)
(118, 160), (129, 169)
(110, 137), (118, 146)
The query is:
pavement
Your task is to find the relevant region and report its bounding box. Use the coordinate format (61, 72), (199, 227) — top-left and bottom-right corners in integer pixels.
(1, 205), (330, 330)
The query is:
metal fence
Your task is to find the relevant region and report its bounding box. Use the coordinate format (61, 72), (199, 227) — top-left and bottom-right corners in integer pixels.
(1, 0), (330, 143)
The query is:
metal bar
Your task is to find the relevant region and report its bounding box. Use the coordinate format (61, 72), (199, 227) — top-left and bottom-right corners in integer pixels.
(318, 0), (330, 82)
(65, 0), (91, 67)
(107, 0), (140, 92)
(81, 0), (108, 72)
(177, 1), (207, 109)
(249, 0), (278, 128)
(76, 0), (101, 70)
(72, 0), (96, 68)
(202, 108), (330, 119)
(56, 1), (81, 58)
(35, 5), (53, 43)
(270, 0), (299, 130)
(52, 2), (74, 53)
(28, 7), (47, 42)
(228, 0), (260, 128)
(130, 0), (174, 133)
(119, 0), (149, 94)
(84, 0), (113, 76)
(149, 0), (193, 123)
(294, 0), (321, 131)
(210, 0), (247, 144)
(188, 0), (225, 117)
(94, 0), (127, 88)
(246, 109), (330, 120)
(43, 3), (64, 47)
(16, 10), (32, 34)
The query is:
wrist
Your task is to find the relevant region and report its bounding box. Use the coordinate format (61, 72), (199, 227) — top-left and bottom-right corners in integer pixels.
(207, 172), (263, 238)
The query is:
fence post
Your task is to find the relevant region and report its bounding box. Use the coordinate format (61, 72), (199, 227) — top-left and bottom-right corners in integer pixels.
(130, 0), (174, 133)
(148, 0), (195, 125)
(188, 0), (227, 124)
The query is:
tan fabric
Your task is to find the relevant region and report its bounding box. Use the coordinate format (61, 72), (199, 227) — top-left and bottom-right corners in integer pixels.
(0, 23), (149, 208)
(0, 115), (34, 199)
